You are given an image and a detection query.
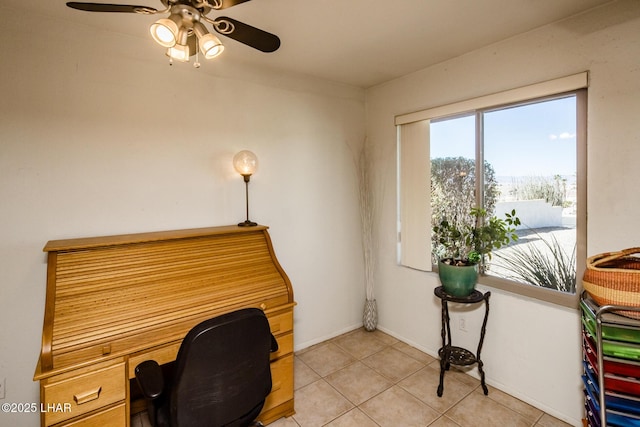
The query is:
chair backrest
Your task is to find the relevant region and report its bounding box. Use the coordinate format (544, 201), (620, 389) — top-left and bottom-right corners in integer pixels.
(170, 308), (273, 427)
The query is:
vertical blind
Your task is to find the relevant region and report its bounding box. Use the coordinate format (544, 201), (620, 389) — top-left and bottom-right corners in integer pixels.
(397, 119), (431, 271)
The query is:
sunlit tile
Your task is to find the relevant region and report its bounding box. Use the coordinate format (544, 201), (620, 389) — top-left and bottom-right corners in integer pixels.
(334, 329), (388, 359)
(297, 342), (356, 377)
(399, 366), (475, 413)
(446, 391), (531, 427)
(326, 361), (393, 405)
(294, 357), (321, 390)
(483, 385), (543, 423)
(362, 346), (425, 382)
(324, 408), (379, 427)
(360, 385), (440, 427)
(292, 379), (354, 426)
(394, 340), (437, 364)
(535, 413), (573, 427)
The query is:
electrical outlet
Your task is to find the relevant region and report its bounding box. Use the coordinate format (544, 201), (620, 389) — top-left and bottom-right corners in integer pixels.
(459, 317), (467, 332)
(0, 377), (5, 399)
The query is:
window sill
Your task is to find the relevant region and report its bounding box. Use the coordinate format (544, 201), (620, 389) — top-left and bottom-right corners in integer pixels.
(478, 274), (578, 308)
(430, 267), (579, 309)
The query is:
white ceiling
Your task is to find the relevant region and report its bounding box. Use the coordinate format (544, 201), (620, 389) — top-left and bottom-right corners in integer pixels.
(8, 0), (613, 88)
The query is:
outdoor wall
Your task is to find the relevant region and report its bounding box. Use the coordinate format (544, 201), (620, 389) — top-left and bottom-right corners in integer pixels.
(0, 5), (365, 426)
(365, 1), (640, 425)
(495, 200), (563, 229)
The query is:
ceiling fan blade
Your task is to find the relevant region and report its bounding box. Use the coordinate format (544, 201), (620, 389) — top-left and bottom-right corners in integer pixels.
(66, 2), (157, 13)
(214, 0), (252, 9)
(213, 17), (280, 53)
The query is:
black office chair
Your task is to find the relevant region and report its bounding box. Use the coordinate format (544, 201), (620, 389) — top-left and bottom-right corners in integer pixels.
(135, 308), (278, 427)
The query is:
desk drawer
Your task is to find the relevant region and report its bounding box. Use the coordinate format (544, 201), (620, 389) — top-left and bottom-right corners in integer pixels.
(263, 354), (294, 413)
(128, 342), (181, 379)
(58, 402), (126, 427)
(42, 362), (125, 426)
(268, 310), (293, 336)
(271, 333), (293, 361)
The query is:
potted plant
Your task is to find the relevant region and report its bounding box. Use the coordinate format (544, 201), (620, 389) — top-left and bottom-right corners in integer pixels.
(433, 207), (520, 297)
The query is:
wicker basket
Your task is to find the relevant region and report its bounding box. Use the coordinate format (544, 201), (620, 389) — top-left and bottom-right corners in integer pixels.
(583, 248), (640, 319)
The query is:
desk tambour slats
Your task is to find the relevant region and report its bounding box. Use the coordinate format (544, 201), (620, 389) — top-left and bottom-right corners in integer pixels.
(36, 227), (290, 372)
(34, 226), (295, 427)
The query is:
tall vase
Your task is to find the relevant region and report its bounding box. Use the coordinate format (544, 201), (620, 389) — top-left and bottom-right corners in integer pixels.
(363, 298), (378, 331)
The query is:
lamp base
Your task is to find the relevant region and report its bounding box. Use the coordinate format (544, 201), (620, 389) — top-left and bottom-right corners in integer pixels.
(238, 220), (258, 227)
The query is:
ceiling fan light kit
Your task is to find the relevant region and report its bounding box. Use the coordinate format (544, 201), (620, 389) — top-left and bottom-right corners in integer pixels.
(149, 15), (181, 47)
(167, 42), (190, 62)
(164, 24), (191, 61)
(66, 0), (279, 66)
(193, 21), (224, 59)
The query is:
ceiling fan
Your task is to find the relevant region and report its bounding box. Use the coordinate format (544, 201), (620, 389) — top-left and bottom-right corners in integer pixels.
(66, 0), (280, 65)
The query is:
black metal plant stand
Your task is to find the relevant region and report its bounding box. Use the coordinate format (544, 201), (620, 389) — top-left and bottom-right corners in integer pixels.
(434, 286), (491, 397)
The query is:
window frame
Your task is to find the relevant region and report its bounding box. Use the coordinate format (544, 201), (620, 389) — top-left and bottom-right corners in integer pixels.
(396, 74), (588, 308)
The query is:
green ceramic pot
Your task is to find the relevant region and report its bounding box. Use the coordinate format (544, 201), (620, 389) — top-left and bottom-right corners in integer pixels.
(438, 259), (478, 297)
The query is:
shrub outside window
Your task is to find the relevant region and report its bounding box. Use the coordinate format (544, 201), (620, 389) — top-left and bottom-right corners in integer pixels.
(430, 92), (585, 301)
(396, 74), (588, 307)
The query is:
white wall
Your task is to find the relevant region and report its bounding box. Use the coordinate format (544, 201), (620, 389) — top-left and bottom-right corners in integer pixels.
(365, 1), (640, 425)
(0, 6), (365, 426)
(4, 2), (640, 426)
(495, 200), (563, 229)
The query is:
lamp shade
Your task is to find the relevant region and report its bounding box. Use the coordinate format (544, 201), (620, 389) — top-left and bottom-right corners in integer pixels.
(166, 28), (192, 62)
(150, 14), (181, 47)
(167, 44), (190, 62)
(233, 150), (258, 176)
(199, 34), (224, 59)
(193, 22), (224, 60)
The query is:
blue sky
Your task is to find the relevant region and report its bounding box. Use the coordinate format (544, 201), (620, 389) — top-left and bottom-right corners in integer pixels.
(430, 95), (577, 177)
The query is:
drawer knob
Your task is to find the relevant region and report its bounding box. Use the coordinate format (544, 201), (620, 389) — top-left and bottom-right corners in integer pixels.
(73, 387), (102, 405)
(260, 303), (267, 310)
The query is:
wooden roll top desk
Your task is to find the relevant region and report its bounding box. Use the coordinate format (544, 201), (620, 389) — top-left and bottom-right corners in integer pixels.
(34, 225), (295, 427)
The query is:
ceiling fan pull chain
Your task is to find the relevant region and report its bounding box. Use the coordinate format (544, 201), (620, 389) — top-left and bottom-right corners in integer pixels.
(194, 41), (201, 68)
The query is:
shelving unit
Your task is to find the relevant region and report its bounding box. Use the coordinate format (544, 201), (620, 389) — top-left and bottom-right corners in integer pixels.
(580, 292), (640, 426)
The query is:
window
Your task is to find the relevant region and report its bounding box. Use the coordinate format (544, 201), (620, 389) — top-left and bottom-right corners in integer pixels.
(396, 73), (587, 307)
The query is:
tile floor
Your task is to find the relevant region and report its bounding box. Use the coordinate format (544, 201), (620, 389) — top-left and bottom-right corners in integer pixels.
(132, 327), (573, 427)
(271, 328), (572, 427)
